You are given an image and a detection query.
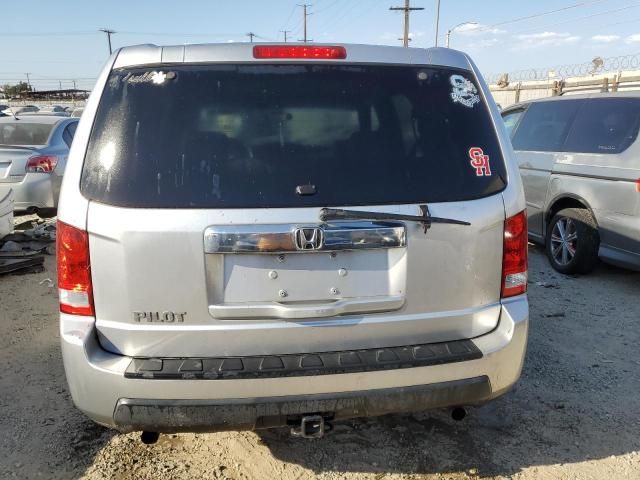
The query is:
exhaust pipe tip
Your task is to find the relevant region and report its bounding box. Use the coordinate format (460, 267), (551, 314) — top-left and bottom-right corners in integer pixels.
(140, 431), (160, 445)
(451, 407), (467, 422)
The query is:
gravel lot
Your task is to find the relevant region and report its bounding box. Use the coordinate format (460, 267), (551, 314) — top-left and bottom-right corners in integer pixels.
(1, 221), (639, 480)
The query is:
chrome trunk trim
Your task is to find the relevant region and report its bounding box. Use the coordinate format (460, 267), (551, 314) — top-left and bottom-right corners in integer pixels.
(204, 222), (406, 253)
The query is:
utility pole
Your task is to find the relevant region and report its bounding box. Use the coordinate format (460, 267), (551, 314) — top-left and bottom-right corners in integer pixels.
(389, 0), (424, 48)
(59, 80), (62, 91)
(99, 28), (115, 55)
(434, 0), (441, 47)
(280, 30), (292, 42)
(72, 80), (77, 90)
(24, 73), (31, 89)
(298, 4), (312, 43)
(246, 32), (257, 42)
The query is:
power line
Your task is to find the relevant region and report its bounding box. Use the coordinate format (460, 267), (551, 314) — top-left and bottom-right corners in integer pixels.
(316, 0), (366, 34)
(246, 32), (257, 42)
(313, 0), (342, 15)
(0, 30), (246, 38)
(597, 15), (640, 28)
(390, 0), (424, 48)
(313, 0), (374, 38)
(253, 33), (277, 41)
(0, 31), (97, 37)
(280, 3), (299, 31)
(474, 0), (611, 32)
(509, 2), (640, 35)
(117, 31), (243, 37)
(301, 0), (347, 37)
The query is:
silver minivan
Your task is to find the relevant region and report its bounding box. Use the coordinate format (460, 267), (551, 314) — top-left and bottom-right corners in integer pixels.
(502, 94), (640, 274)
(58, 43), (528, 438)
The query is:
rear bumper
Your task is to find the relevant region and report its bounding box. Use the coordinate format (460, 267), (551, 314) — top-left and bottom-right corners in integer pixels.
(114, 378), (491, 433)
(60, 296), (528, 432)
(5, 173), (56, 211)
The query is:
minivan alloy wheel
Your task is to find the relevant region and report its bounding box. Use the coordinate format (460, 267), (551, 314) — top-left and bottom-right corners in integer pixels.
(550, 217), (577, 266)
(545, 208), (600, 275)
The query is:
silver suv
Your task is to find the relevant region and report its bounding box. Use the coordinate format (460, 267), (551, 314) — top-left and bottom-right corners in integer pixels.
(502, 94), (640, 274)
(58, 43), (529, 438)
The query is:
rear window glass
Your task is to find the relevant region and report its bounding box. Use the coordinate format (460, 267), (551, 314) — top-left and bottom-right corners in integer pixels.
(0, 123), (54, 146)
(563, 98), (640, 154)
(81, 64), (507, 208)
(512, 100), (582, 152)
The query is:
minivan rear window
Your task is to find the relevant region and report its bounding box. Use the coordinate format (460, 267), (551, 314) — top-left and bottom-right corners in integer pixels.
(563, 98), (640, 154)
(81, 64), (507, 208)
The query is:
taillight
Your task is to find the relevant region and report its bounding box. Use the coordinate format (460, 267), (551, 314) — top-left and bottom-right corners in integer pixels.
(636, 178), (640, 192)
(26, 155), (58, 173)
(253, 45), (347, 59)
(57, 221), (94, 316)
(502, 210), (528, 298)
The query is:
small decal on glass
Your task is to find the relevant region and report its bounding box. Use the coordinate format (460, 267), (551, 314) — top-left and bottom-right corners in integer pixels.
(468, 147), (492, 176)
(124, 71), (175, 85)
(450, 74), (480, 108)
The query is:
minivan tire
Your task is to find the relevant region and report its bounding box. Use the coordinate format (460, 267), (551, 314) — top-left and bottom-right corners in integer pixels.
(545, 208), (599, 274)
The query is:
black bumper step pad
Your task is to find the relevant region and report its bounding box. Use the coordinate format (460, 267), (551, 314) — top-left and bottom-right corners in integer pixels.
(125, 339), (482, 380)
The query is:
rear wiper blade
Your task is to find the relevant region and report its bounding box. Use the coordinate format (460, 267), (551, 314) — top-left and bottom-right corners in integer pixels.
(319, 205), (470, 234)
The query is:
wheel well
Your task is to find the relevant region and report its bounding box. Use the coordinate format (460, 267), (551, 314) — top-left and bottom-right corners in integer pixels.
(546, 197), (593, 225)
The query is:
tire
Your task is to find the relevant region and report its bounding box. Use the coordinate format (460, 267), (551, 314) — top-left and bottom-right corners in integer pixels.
(37, 208), (57, 219)
(545, 208), (599, 274)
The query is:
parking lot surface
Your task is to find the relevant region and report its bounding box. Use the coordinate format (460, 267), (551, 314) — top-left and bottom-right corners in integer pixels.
(0, 238), (639, 480)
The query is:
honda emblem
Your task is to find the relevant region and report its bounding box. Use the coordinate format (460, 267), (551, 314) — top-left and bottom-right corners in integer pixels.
(294, 227), (324, 250)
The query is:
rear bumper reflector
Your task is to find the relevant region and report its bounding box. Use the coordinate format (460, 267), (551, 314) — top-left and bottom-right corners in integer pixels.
(124, 339), (482, 380)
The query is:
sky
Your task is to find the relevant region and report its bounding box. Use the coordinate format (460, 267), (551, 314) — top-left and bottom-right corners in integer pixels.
(3, 0), (640, 91)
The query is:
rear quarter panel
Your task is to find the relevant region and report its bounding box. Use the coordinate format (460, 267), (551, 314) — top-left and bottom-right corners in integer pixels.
(516, 151), (556, 237)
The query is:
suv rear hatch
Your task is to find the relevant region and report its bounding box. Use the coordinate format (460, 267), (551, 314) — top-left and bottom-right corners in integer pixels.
(81, 59), (509, 357)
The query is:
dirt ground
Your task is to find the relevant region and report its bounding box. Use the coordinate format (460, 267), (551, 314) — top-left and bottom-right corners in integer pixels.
(1, 221), (639, 479)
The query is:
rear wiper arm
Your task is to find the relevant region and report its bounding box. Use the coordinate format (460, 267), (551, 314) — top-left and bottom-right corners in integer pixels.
(319, 205), (470, 234)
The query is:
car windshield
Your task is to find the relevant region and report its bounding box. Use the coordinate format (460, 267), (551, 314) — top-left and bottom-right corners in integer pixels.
(0, 123), (54, 146)
(82, 64), (507, 208)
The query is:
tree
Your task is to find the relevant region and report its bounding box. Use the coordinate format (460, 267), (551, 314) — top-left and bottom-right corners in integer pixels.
(2, 82), (32, 97)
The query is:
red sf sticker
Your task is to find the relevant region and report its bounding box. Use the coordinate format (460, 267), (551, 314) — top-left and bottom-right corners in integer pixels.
(468, 147), (492, 177)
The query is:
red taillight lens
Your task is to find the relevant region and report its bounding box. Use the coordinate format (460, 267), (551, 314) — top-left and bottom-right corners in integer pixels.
(502, 210), (528, 298)
(26, 155), (58, 173)
(636, 178), (640, 192)
(253, 45), (347, 59)
(57, 221), (94, 316)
